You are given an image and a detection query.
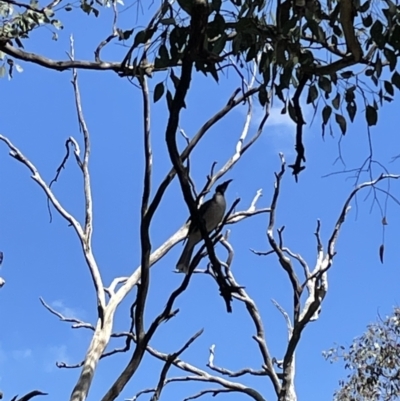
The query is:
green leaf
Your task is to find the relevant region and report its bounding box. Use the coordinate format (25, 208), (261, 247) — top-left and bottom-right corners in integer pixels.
(153, 82), (164, 103)
(384, 48), (397, 71)
(384, 80), (394, 96)
(213, 13), (226, 32)
(211, 0), (222, 12)
(389, 25), (400, 50)
(345, 86), (356, 103)
(118, 28), (134, 41)
(133, 30), (146, 48)
(258, 85), (268, 107)
(362, 14), (373, 27)
(318, 76), (332, 94)
(382, 7), (395, 24)
(341, 71), (354, 79)
(391, 71), (400, 89)
(359, 1), (370, 12)
(154, 44), (170, 68)
(375, 55), (382, 78)
(335, 113), (347, 135)
(280, 61), (294, 89)
(322, 105), (332, 124)
(318, 76), (332, 95)
(246, 44), (258, 62)
(170, 69), (180, 89)
(365, 104), (378, 126)
(263, 65), (271, 86)
(307, 84), (318, 104)
(370, 20), (384, 48)
(282, 17), (298, 35)
(160, 18), (176, 25)
(177, 0), (192, 15)
(332, 92), (340, 110)
(333, 25), (342, 37)
(212, 33), (227, 55)
(384, 0), (397, 15)
(346, 102), (357, 122)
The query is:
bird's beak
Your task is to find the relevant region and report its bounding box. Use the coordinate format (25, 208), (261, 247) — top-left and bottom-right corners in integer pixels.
(220, 179), (232, 191)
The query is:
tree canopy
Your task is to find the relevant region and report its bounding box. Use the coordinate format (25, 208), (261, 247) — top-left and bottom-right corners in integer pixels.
(1, 1), (400, 401)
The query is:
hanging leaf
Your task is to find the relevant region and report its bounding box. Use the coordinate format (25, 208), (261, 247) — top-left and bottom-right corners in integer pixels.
(384, 48), (397, 71)
(133, 30), (146, 48)
(318, 76), (332, 95)
(391, 71), (400, 89)
(341, 71), (354, 79)
(370, 20), (383, 48)
(365, 104), (378, 126)
(212, 33), (227, 55)
(362, 14), (373, 27)
(375, 55), (383, 78)
(160, 18), (176, 25)
(258, 85), (268, 107)
(211, 0), (222, 12)
(170, 70), (180, 89)
(360, 0), (370, 12)
(379, 244), (384, 264)
(177, 0), (192, 15)
(335, 113), (347, 135)
(345, 86), (356, 103)
(118, 28), (134, 41)
(346, 102), (357, 122)
(332, 92), (341, 109)
(153, 82), (164, 103)
(322, 105), (332, 124)
(307, 84), (318, 104)
(154, 44), (170, 69)
(384, 80), (394, 96)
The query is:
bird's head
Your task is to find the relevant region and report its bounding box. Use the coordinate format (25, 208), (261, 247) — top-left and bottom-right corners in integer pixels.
(215, 179), (232, 195)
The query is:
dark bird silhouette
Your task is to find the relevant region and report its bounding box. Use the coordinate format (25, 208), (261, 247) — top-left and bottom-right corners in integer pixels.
(176, 180), (232, 273)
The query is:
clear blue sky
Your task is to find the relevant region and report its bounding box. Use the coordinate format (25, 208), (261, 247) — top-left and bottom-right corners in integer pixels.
(1, 3), (400, 401)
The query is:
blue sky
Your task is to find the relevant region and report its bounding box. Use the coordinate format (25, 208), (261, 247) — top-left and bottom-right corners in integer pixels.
(1, 2), (400, 401)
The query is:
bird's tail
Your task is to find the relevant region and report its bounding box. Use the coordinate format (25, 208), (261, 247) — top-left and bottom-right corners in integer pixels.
(176, 240), (195, 274)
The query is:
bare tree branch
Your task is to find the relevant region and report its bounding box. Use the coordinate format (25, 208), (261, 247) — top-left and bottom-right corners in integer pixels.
(266, 154), (302, 321)
(219, 237), (281, 395)
(208, 344), (268, 378)
(150, 330), (203, 401)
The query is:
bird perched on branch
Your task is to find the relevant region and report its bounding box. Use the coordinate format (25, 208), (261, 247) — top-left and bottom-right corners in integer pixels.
(176, 180), (232, 273)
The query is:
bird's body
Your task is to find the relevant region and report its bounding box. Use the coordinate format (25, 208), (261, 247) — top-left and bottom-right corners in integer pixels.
(176, 180), (232, 273)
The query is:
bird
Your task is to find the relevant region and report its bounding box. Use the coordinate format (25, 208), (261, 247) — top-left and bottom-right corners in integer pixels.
(176, 179), (232, 273)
